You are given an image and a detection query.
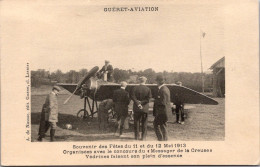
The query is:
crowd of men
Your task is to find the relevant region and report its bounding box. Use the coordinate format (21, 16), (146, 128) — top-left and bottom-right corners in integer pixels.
(37, 60), (185, 142)
(97, 74), (171, 141)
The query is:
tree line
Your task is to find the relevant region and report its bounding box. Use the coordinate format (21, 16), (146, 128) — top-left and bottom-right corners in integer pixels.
(31, 68), (213, 92)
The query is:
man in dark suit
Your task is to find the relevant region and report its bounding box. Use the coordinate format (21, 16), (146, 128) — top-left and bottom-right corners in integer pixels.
(175, 81), (185, 124)
(113, 81), (130, 137)
(38, 86), (61, 142)
(99, 60), (114, 82)
(131, 76), (152, 140)
(175, 103), (185, 124)
(153, 75), (171, 141)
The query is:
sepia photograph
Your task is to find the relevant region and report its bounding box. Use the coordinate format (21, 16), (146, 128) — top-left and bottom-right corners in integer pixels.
(29, 2), (225, 142)
(1, 0), (259, 165)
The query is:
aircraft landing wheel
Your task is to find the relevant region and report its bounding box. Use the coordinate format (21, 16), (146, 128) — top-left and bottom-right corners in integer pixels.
(77, 109), (90, 120)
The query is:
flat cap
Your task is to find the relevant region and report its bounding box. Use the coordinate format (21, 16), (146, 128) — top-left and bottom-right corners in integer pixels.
(138, 76), (147, 82)
(176, 81), (182, 86)
(53, 86), (61, 92)
(105, 60), (110, 63)
(120, 81), (128, 88)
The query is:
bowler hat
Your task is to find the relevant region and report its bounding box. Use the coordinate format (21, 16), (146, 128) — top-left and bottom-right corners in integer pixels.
(53, 86), (61, 92)
(155, 75), (165, 83)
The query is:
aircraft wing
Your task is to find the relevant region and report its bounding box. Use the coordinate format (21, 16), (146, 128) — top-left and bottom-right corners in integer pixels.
(96, 83), (218, 105)
(166, 84), (218, 105)
(58, 82), (218, 105)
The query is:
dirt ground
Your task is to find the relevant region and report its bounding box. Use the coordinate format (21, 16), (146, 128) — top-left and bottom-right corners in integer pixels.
(31, 93), (225, 142)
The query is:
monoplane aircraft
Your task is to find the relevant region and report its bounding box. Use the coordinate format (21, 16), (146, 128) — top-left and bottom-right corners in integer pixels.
(58, 66), (218, 119)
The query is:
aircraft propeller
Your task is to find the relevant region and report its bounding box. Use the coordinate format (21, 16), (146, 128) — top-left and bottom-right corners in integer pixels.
(63, 66), (99, 104)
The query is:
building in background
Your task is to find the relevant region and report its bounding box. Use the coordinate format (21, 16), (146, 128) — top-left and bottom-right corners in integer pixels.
(210, 57), (225, 97)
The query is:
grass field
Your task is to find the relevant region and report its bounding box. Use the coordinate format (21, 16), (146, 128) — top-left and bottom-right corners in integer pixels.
(31, 91), (225, 142)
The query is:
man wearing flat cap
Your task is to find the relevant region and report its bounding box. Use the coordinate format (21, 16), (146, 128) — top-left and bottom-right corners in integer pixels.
(113, 81), (130, 137)
(131, 76), (152, 140)
(38, 86), (61, 142)
(99, 60), (114, 82)
(153, 75), (171, 141)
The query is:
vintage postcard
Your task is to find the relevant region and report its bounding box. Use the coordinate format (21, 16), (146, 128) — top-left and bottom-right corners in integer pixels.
(1, 0), (259, 165)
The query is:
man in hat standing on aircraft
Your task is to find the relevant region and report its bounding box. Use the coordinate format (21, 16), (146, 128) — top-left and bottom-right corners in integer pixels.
(99, 60), (114, 82)
(131, 76), (152, 140)
(153, 75), (171, 141)
(38, 86), (61, 142)
(113, 81), (130, 137)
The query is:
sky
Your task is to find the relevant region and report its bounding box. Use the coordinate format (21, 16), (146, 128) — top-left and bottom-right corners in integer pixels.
(2, 0), (225, 73)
